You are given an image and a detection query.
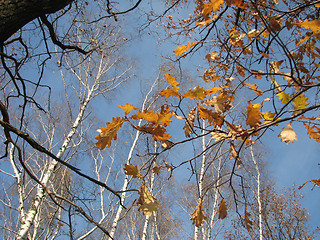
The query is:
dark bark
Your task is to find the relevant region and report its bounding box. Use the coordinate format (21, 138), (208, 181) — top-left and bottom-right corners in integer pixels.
(0, 0), (74, 43)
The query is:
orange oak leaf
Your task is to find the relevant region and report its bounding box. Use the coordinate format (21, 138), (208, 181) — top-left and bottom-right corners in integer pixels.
(278, 123), (297, 144)
(243, 82), (262, 95)
(164, 74), (180, 89)
(303, 123), (320, 142)
(245, 102), (261, 128)
(124, 164), (142, 179)
(190, 198), (207, 227)
(118, 103), (138, 115)
(202, 0), (224, 19)
(183, 86), (206, 100)
(95, 117), (126, 150)
(217, 199), (228, 219)
(137, 183), (159, 216)
(131, 108), (172, 127)
(174, 41), (198, 56)
(159, 87), (181, 98)
(135, 124), (171, 142)
(198, 105), (224, 127)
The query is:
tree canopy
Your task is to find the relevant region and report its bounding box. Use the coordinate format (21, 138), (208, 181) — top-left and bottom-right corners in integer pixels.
(0, 0), (319, 239)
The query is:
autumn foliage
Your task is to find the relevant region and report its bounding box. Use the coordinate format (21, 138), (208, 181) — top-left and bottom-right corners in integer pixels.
(95, 0), (320, 228)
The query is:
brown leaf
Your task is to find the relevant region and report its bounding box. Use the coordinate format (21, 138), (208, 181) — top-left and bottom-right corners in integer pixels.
(137, 183), (159, 216)
(183, 107), (196, 137)
(151, 162), (162, 175)
(95, 117), (126, 150)
(190, 198), (207, 227)
(217, 199), (228, 219)
(124, 164), (142, 179)
(244, 205), (253, 232)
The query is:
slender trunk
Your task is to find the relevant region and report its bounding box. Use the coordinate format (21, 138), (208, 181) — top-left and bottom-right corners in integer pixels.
(17, 90), (92, 240)
(194, 120), (206, 240)
(108, 77), (159, 240)
(142, 158), (156, 240)
(251, 145), (263, 240)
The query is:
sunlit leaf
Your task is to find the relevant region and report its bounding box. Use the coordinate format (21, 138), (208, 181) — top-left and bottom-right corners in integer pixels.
(278, 123), (297, 144)
(174, 41), (198, 56)
(159, 87), (181, 98)
(277, 91), (290, 104)
(183, 86), (206, 100)
(202, 0), (224, 19)
(292, 94), (309, 111)
(295, 19), (320, 33)
(95, 117), (126, 149)
(164, 74), (180, 89)
(118, 103), (138, 115)
(245, 102), (261, 128)
(243, 82), (262, 95)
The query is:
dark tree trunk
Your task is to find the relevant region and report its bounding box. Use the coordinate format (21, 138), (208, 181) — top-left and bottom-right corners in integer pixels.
(0, 0), (74, 43)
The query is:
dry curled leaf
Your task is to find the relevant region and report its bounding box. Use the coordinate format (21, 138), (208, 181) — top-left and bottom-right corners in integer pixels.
(217, 199), (228, 219)
(124, 164), (142, 179)
(137, 183), (159, 216)
(190, 198), (207, 227)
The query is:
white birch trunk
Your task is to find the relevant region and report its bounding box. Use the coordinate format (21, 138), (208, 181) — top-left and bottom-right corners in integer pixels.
(194, 120), (206, 240)
(107, 77), (159, 240)
(17, 90), (93, 240)
(251, 145), (263, 240)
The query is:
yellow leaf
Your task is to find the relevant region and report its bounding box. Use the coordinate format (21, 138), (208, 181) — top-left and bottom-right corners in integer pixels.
(292, 94), (309, 111)
(245, 102), (261, 128)
(278, 123), (297, 144)
(183, 86), (206, 100)
(118, 103), (138, 115)
(95, 117), (126, 149)
(190, 198), (207, 227)
(137, 183), (159, 216)
(164, 74), (180, 89)
(124, 164), (143, 179)
(277, 91), (290, 104)
(217, 199), (228, 219)
(174, 41), (198, 56)
(261, 111), (276, 124)
(295, 19), (320, 33)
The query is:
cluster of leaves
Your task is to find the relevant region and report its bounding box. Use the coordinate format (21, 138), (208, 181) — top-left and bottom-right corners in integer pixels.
(95, 0), (320, 227)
